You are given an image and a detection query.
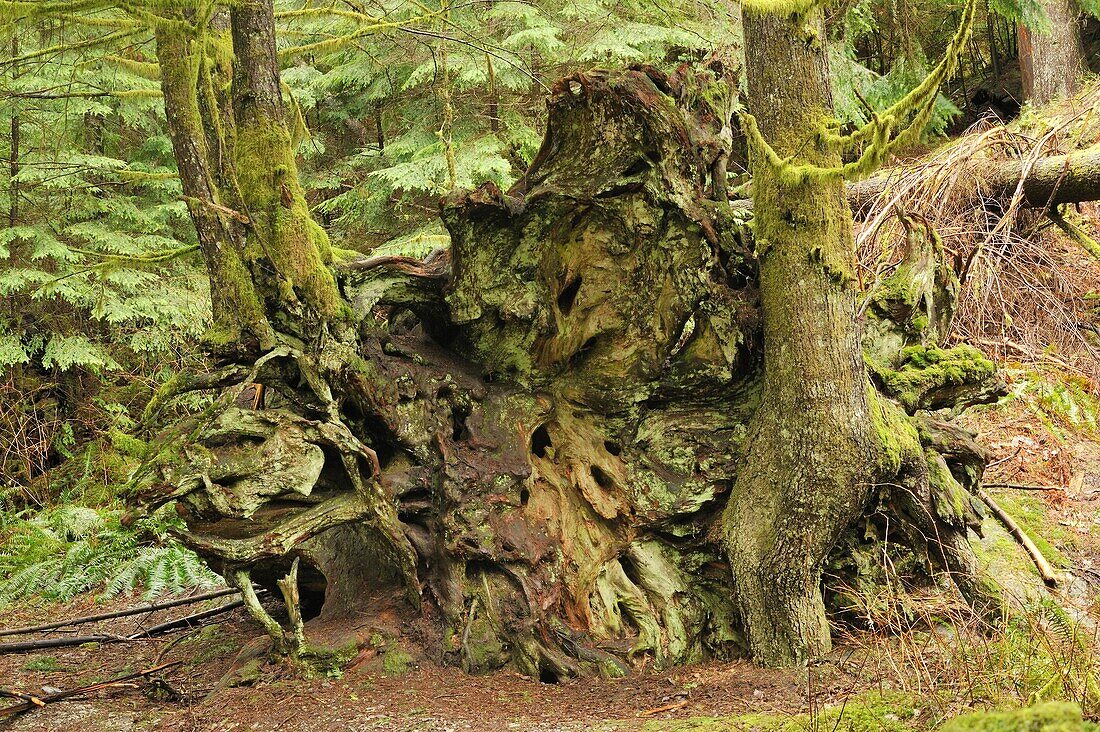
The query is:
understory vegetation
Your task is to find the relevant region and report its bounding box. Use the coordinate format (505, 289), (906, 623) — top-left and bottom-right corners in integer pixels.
(0, 0), (1098, 728)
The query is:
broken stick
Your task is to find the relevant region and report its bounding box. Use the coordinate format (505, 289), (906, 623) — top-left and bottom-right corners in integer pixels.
(977, 487), (1060, 587)
(0, 661), (182, 717)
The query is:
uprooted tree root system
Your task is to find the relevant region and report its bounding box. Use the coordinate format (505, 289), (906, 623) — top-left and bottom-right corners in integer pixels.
(126, 69), (1008, 678)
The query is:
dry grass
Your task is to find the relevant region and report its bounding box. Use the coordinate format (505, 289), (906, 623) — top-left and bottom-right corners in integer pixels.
(833, 561), (1100, 720)
(855, 83), (1100, 391)
(0, 374), (62, 506)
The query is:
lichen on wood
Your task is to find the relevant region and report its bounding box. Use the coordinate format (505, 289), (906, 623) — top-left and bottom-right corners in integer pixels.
(134, 66), (1014, 677)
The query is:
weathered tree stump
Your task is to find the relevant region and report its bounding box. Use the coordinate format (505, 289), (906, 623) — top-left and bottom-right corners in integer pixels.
(132, 68), (1003, 677)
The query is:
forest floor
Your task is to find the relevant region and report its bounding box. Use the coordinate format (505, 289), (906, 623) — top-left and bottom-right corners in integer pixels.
(2, 393), (1098, 732)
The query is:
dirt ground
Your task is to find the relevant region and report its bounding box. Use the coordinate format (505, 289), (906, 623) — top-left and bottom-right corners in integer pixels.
(0, 602), (859, 732)
(2, 402), (1098, 732)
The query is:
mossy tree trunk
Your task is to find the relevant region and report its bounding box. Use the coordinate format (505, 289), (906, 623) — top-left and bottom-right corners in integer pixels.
(1019, 0), (1085, 105)
(155, 19), (272, 354)
(229, 0), (346, 335)
(136, 9), (1005, 673)
(154, 0), (343, 354)
(720, 8), (879, 667)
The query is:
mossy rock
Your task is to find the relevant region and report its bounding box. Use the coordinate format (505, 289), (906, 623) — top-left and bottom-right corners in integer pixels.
(382, 647), (414, 676)
(227, 658), (264, 687)
(939, 702), (1094, 731)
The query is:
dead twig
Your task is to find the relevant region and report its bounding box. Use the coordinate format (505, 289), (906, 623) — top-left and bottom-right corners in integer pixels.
(985, 446), (1021, 469)
(977, 487), (1059, 586)
(984, 482), (1062, 491)
(0, 661), (182, 718)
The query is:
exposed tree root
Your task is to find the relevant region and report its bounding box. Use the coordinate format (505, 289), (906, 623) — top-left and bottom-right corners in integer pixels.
(132, 68), (1013, 676)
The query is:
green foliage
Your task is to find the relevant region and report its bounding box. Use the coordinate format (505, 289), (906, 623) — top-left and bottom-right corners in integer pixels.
(831, 43), (960, 138)
(1009, 372), (1100, 438)
(987, 0), (1052, 33)
(0, 503), (221, 606)
(22, 655), (61, 672)
(0, 17), (209, 498)
(640, 691), (928, 731)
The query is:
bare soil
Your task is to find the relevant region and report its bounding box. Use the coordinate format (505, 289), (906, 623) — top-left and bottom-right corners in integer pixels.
(0, 602), (850, 732)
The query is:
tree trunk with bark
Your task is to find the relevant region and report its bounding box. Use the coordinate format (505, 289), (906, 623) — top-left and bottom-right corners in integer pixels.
(1019, 0), (1085, 105)
(721, 7), (879, 667)
(134, 2), (1008, 674)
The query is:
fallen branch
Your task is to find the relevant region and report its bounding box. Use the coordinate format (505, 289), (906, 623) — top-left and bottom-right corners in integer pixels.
(984, 483), (1062, 491)
(0, 634), (125, 653)
(0, 600), (245, 653)
(0, 587), (239, 638)
(977, 487), (1059, 586)
(335, 252), (449, 278)
(128, 599), (245, 639)
(639, 700), (690, 716)
(0, 689), (44, 707)
(0, 661), (182, 718)
(728, 147), (1100, 218)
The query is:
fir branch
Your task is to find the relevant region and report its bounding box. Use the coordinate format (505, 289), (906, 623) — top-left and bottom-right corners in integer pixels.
(0, 28), (146, 70)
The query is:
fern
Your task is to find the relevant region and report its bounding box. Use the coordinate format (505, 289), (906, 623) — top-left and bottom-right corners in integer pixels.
(1011, 372), (1100, 437)
(0, 505), (222, 607)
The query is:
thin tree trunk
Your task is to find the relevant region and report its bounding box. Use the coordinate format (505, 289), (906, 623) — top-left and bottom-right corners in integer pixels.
(985, 0), (1001, 79)
(375, 100), (385, 152)
(1019, 0), (1084, 105)
(9, 36), (19, 227)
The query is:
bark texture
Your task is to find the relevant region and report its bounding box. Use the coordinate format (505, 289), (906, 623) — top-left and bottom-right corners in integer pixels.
(134, 63), (1003, 674)
(1019, 0), (1085, 106)
(722, 8), (877, 666)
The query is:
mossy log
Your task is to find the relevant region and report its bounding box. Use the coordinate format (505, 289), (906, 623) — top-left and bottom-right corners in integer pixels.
(134, 69), (1005, 677)
(727, 147), (1100, 218)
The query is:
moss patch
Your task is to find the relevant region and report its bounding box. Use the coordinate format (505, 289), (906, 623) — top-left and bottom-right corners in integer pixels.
(881, 345), (996, 413)
(382, 647), (414, 676)
(641, 692), (928, 731)
(939, 702), (1092, 731)
(22, 655), (61, 672)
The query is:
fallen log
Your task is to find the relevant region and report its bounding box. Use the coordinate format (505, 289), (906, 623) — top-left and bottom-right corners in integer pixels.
(0, 634), (124, 652)
(728, 147), (1100, 217)
(0, 587), (239, 638)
